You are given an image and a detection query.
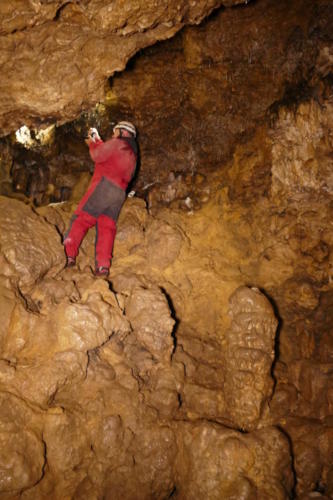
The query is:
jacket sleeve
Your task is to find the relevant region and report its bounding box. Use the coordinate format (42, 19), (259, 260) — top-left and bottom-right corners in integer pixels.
(89, 139), (119, 163)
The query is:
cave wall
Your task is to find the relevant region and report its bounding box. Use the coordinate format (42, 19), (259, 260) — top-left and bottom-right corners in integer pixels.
(109, 0), (330, 192)
(0, 196), (297, 499)
(0, 0), (332, 498)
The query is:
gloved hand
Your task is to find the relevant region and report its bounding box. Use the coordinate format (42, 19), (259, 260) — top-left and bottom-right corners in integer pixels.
(87, 127), (101, 142)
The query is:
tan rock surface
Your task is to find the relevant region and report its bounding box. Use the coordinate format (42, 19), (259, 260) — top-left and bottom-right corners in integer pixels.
(0, 393), (45, 496)
(0, 0), (246, 136)
(271, 99), (333, 199)
(124, 285), (175, 362)
(0, 196), (63, 288)
(175, 422), (293, 499)
(0, 191), (295, 498)
(0, 0), (332, 497)
(0, 169), (331, 498)
(223, 286), (277, 430)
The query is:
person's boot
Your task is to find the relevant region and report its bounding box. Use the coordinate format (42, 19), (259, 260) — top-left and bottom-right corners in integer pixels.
(94, 266), (109, 277)
(66, 256), (76, 268)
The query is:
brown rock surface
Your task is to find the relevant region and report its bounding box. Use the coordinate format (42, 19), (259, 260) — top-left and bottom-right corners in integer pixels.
(1, 87), (330, 493)
(0, 393), (45, 496)
(0, 196), (63, 288)
(223, 286), (277, 430)
(109, 0), (325, 191)
(0, 192), (295, 498)
(175, 422), (293, 499)
(0, 0), (246, 136)
(124, 285), (175, 362)
(271, 99), (333, 199)
(0, 0), (332, 497)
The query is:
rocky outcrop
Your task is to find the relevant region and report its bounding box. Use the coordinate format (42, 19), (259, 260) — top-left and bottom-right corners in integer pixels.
(0, 194), (295, 498)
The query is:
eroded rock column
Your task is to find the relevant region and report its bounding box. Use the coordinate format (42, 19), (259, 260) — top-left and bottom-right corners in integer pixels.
(223, 286), (277, 430)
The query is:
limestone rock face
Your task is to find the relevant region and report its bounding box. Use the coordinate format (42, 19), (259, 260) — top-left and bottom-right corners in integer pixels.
(271, 98), (333, 199)
(0, 0), (332, 497)
(0, 0), (246, 135)
(0, 393), (45, 495)
(109, 0), (324, 192)
(0, 196), (63, 288)
(124, 285), (175, 363)
(0, 195), (293, 499)
(223, 286), (277, 430)
(175, 423), (293, 499)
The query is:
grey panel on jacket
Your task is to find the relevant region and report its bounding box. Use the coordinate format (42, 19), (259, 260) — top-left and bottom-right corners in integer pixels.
(82, 176), (126, 221)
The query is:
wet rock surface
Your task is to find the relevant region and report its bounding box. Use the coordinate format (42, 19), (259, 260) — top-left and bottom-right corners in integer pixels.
(0, 194), (289, 498)
(110, 0), (328, 193)
(0, 117), (332, 495)
(0, 0), (246, 136)
(0, 0), (332, 498)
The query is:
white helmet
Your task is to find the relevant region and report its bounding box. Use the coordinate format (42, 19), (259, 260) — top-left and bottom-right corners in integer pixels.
(113, 121), (136, 137)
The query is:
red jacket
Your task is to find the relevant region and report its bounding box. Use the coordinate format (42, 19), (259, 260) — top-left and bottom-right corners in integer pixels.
(88, 137), (137, 190)
(75, 136), (137, 216)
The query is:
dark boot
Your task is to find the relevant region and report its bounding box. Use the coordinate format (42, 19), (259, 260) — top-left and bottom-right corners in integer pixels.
(94, 266), (109, 277)
(66, 256), (76, 268)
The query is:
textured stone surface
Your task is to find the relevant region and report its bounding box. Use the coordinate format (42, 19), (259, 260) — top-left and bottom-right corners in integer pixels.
(175, 422), (293, 499)
(0, 151), (331, 498)
(125, 285), (175, 362)
(223, 286), (277, 430)
(0, 0), (246, 136)
(0, 193), (292, 498)
(0, 196), (63, 288)
(2, 0), (331, 210)
(0, 0), (332, 497)
(271, 99), (333, 199)
(0, 393), (45, 495)
(109, 0), (325, 193)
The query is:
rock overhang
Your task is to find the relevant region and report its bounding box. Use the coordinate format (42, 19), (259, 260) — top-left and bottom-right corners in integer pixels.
(0, 0), (248, 136)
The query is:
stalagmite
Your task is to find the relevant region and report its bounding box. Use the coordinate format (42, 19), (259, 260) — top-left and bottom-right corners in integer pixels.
(223, 286), (277, 430)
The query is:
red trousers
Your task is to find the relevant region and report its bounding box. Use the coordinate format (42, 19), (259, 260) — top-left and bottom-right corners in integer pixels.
(64, 211), (116, 268)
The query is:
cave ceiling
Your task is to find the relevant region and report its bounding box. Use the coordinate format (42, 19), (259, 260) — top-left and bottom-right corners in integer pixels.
(0, 0), (246, 137)
(1, 0), (332, 206)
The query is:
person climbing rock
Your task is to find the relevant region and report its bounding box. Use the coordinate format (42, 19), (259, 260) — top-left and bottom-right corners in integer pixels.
(63, 121), (138, 277)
